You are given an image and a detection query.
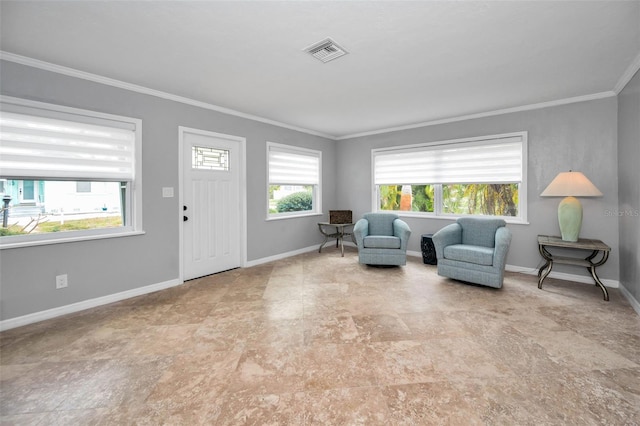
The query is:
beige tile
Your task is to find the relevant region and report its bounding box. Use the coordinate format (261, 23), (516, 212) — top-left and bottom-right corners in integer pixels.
(304, 343), (378, 391)
(399, 311), (472, 340)
(150, 303), (214, 326)
(582, 330), (640, 365)
(427, 337), (515, 380)
(46, 326), (133, 362)
(260, 299), (304, 321)
(215, 391), (306, 425)
(369, 340), (438, 386)
(249, 319), (305, 348)
(2, 250), (639, 424)
(262, 280), (305, 301)
(35, 408), (112, 426)
(99, 304), (173, 330)
(226, 345), (306, 396)
(382, 381), (484, 425)
(120, 325), (199, 357)
(305, 387), (392, 425)
(1, 382), (69, 416)
(529, 329), (639, 372)
(176, 283), (229, 305)
(0, 412), (49, 425)
(0, 323), (93, 365)
(352, 313), (412, 343)
(145, 351), (239, 413)
(303, 314), (359, 345)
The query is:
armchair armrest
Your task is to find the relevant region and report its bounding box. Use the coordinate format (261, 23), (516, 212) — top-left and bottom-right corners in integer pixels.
(393, 219), (411, 250)
(353, 218), (369, 248)
(493, 226), (512, 268)
(432, 223), (462, 259)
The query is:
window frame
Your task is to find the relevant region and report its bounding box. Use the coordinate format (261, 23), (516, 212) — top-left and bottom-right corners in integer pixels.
(371, 132), (528, 224)
(0, 96), (143, 249)
(266, 142), (322, 220)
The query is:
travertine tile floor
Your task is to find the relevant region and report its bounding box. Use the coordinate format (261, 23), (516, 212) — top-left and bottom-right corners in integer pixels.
(1, 248), (640, 425)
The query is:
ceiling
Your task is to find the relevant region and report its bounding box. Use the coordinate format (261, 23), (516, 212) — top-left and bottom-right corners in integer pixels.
(1, 1), (639, 139)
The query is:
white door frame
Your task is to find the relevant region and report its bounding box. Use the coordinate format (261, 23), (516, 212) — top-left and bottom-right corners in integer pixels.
(178, 126), (247, 283)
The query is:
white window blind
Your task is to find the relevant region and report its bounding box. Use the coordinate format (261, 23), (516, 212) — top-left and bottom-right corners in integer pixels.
(268, 144), (320, 185)
(0, 111), (136, 181)
(374, 134), (524, 185)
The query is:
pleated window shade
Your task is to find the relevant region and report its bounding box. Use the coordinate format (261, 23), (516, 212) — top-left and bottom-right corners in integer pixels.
(0, 111), (136, 181)
(374, 134), (524, 185)
(268, 144), (320, 185)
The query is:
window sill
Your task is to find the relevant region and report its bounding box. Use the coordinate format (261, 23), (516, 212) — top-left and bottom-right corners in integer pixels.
(387, 211), (530, 225)
(0, 230), (146, 250)
(266, 212), (323, 221)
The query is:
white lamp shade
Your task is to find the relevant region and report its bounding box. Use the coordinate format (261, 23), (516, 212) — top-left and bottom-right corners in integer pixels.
(540, 171), (602, 197)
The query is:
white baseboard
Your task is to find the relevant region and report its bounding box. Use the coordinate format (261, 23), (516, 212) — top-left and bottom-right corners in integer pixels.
(245, 245), (318, 267)
(2, 250), (632, 331)
(619, 284), (640, 316)
(506, 264), (619, 288)
(0, 278), (182, 332)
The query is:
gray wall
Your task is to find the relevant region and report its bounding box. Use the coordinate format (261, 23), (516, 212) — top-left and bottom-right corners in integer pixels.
(0, 61), (337, 321)
(618, 69), (640, 303)
(337, 97), (620, 281)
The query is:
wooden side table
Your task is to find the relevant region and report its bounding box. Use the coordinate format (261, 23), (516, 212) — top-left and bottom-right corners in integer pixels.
(537, 235), (611, 301)
(318, 222), (354, 257)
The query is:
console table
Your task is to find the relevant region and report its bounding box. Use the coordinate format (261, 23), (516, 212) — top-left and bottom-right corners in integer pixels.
(318, 222), (355, 257)
(537, 235), (611, 301)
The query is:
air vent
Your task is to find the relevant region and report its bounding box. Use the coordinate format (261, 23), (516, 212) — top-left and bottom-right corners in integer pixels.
(303, 38), (348, 63)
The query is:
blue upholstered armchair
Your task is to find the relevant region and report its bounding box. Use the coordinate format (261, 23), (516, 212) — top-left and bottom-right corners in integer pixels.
(432, 217), (512, 288)
(353, 213), (411, 266)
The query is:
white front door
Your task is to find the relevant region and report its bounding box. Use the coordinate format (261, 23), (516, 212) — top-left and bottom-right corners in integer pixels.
(181, 128), (243, 281)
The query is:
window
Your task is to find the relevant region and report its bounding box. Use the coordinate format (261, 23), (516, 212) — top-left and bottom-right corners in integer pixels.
(267, 142), (321, 219)
(76, 181), (92, 193)
(0, 96), (142, 247)
(373, 132), (527, 222)
(192, 146), (229, 171)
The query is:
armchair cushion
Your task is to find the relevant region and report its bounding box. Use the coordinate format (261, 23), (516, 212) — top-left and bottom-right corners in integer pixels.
(364, 235), (401, 249)
(443, 244), (494, 266)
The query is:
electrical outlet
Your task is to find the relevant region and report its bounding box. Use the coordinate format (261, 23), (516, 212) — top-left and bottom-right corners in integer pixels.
(55, 274), (68, 289)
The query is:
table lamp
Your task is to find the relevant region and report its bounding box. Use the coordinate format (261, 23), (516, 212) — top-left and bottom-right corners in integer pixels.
(540, 171), (602, 242)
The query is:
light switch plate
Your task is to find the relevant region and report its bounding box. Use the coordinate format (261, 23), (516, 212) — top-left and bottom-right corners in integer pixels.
(162, 187), (174, 198)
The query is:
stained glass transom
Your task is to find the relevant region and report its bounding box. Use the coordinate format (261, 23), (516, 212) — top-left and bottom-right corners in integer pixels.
(192, 146), (229, 171)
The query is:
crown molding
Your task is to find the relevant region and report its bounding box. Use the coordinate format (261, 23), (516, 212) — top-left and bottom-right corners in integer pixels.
(1, 51), (626, 142)
(614, 50), (640, 94)
(0, 51), (337, 140)
(336, 91), (617, 140)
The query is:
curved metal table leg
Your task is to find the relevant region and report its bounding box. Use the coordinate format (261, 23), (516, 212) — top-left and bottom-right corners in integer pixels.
(318, 223), (336, 253)
(588, 250), (610, 301)
(537, 244), (553, 289)
(318, 234), (331, 253)
(589, 265), (609, 301)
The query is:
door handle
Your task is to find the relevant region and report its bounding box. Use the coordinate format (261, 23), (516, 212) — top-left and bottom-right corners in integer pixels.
(183, 205), (187, 211)
(183, 216), (188, 222)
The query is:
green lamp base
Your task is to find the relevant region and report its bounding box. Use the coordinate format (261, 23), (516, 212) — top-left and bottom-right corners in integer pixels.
(558, 196), (582, 242)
